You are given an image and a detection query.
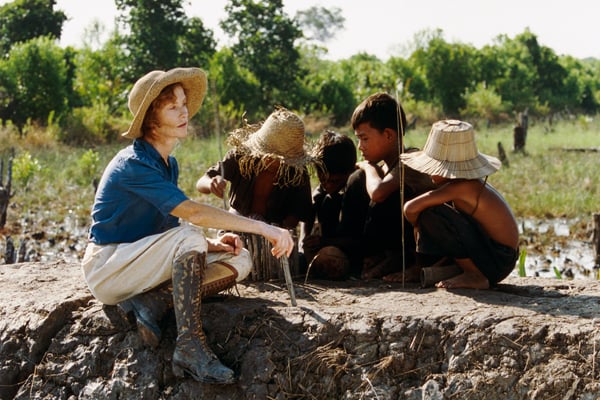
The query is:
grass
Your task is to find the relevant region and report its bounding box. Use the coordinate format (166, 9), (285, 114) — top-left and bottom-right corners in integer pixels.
(403, 116), (600, 219)
(0, 115), (599, 236)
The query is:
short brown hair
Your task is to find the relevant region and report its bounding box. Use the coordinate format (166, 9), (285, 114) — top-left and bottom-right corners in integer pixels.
(141, 83), (180, 137)
(351, 92), (407, 135)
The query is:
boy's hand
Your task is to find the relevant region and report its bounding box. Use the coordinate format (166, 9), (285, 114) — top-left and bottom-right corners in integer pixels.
(209, 176), (228, 198)
(207, 232), (244, 255)
(357, 160), (383, 174)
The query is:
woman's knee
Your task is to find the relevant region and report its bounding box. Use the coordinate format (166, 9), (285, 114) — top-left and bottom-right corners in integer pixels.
(172, 225), (208, 257)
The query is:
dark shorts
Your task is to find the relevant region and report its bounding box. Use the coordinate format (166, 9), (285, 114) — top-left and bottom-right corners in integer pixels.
(416, 204), (518, 285)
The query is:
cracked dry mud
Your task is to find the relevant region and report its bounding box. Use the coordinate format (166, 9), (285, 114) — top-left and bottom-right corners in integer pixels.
(1, 261), (600, 399)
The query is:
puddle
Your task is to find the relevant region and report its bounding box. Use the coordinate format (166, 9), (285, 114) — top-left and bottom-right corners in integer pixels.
(1, 216), (598, 281)
(515, 217), (598, 280)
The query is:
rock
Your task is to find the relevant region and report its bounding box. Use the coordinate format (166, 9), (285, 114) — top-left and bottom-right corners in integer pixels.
(1, 261), (600, 399)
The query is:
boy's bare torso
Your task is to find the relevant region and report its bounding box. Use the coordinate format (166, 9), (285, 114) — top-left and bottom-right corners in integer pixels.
(405, 178), (519, 250)
(441, 179), (518, 249)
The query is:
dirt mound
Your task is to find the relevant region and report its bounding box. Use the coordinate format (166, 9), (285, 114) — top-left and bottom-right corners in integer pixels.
(1, 261), (599, 399)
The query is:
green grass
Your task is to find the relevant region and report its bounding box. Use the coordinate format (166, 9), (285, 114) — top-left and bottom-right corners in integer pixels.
(1, 116), (598, 234)
(404, 117), (600, 218)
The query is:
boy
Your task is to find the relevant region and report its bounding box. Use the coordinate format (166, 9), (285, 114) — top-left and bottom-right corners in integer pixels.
(302, 130), (357, 279)
(196, 108), (315, 279)
(345, 93), (434, 280)
(400, 119), (519, 289)
(196, 107), (314, 231)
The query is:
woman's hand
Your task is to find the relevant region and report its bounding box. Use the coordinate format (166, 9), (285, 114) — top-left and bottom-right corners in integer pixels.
(263, 225), (294, 258)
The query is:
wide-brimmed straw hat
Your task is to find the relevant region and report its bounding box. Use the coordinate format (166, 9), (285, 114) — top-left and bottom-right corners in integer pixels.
(122, 67), (207, 139)
(227, 107), (316, 186)
(400, 119), (501, 179)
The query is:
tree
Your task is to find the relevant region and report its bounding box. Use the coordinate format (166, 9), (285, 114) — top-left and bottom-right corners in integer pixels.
(178, 17), (217, 68)
(461, 82), (506, 123)
(115, 0), (187, 80)
(0, 36), (69, 134)
(476, 37), (537, 112)
(410, 33), (477, 117)
(207, 48), (262, 129)
(339, 53), (394, 103)
(298, 47), (354, 125)
(73, 32), (129, 114)
(296, 6), (344, 43)
(221, 0), (304, 115)
(0, 0), (66, 56)
(516, 30), (569, 111)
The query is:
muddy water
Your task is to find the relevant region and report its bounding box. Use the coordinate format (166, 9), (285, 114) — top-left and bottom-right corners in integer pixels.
(517, 218), (598, 280)
(2, 217), (598, 282)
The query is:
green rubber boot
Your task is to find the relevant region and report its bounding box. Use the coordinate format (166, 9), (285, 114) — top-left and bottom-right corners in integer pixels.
(171, 251), (235, 384)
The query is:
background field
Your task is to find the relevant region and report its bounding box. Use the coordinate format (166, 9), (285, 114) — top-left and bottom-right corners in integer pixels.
(0, 116), (598, 277)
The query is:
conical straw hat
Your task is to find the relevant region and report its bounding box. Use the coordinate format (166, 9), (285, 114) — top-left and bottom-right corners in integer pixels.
(401, 119), (500, 179)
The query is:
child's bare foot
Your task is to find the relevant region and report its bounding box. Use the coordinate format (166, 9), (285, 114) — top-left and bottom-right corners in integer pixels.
(435, 272), (489, 289)
(383, 266), (421, 283)
(360, 255), (385, 280)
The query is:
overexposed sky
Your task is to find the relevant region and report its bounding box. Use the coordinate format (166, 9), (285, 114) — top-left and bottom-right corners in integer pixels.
(3, 0), (599, 60)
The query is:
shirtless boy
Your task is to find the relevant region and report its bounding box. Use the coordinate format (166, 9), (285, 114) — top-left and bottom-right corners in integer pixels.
(400, 119), (519, 289)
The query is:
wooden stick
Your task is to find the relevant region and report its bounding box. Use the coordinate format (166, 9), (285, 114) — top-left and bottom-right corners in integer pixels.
(280, 256), (297, 306)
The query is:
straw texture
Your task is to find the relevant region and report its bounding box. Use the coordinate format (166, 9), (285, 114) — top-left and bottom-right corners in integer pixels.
(401, 119), (500, 179)
(227, 107), (317, 186)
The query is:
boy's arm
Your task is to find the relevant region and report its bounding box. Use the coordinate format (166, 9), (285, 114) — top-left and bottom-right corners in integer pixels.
(358, 161), (399, 203)
(403, 182), (459, 225)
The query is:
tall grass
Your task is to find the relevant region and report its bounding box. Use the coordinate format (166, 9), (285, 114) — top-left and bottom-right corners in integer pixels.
(0, 116), (598, 235)
(403, 116), (600, 219)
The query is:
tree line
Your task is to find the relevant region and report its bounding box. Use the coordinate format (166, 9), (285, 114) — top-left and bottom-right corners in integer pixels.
(0, 0), (598, 144)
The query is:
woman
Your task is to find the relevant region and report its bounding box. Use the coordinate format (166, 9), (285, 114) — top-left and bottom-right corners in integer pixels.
(81, 67), (293, 384)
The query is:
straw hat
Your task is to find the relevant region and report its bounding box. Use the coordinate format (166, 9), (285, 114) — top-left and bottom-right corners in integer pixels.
(227, 107), (316, 186)
(400, 119), (501, 179)
(122, 67), (207, 139)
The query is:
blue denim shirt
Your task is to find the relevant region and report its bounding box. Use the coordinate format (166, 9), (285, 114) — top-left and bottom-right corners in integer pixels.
(89, 139), (188, 244)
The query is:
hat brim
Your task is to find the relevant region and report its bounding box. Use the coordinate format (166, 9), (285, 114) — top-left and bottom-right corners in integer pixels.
(401, 151), (501, 179)
(122, 68), (208, 139)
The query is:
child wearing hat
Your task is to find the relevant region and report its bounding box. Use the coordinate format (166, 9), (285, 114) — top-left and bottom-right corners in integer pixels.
(400, 119), (519, 289)
(196, 107), (314, 230)
(196, 108), (315, 279)
(81, 67), (294, 384)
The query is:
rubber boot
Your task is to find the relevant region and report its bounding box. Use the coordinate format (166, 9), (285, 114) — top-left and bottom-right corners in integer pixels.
(171, 251), (235, 384)
(118, 282), (173, 348)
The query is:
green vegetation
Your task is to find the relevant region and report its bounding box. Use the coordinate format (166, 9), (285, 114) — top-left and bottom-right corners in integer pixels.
(1, 0), (599, 146)
(403, 117), (600, 218)
(517, 249), (527, 277)
(0, 0), (598, 237)
(1, 117), (598, 234)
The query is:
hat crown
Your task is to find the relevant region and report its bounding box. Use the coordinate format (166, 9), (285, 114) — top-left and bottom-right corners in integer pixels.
(247, 109), (306, 159)
(424, 119), (479, 162)
(128, 70), (163, 115)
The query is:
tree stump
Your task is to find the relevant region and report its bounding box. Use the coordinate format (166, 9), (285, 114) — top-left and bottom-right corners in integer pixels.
(513, 110), (529, 153)
(497, 142), (509, 167)
(513, 126), (526, 152)
(0, 150), (15, 229)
